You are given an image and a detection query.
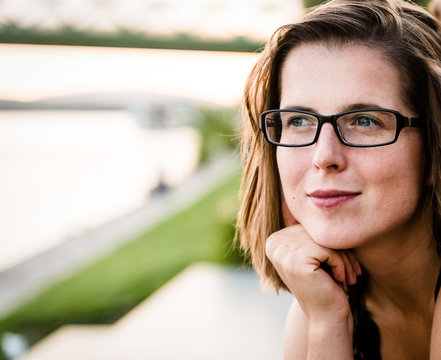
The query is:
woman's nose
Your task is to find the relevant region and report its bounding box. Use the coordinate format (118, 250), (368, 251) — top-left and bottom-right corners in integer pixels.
(312, 123), (347, 171)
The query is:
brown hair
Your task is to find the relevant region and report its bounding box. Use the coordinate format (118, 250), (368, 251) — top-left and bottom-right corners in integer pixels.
(237, 0), (441, 291)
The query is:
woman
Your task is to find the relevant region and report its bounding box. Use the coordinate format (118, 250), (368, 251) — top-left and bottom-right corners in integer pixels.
(236, 0), (441, 358)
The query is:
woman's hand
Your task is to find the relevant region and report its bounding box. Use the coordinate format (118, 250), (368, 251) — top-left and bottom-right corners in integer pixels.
(266, 223), (361, 359)
(266, 224), (361, 322)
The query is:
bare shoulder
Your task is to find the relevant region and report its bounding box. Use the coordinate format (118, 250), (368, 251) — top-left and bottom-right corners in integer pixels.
(283, 298), (308, 360)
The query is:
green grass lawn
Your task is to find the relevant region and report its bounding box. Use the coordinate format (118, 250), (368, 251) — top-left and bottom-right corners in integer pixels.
(0, 170), (244, 357)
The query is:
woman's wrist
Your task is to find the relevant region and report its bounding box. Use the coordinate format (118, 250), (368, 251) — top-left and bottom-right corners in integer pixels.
(307, 320), (354, 360)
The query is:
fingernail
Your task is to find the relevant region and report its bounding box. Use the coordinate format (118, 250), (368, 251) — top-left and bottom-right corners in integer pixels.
(349, 271), (355, 285)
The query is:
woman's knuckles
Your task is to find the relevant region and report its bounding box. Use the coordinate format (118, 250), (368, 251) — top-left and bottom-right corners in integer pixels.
(265, 227), (354, 323)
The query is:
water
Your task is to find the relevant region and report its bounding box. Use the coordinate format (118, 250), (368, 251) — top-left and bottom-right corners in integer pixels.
(0, 110), (200, 272)
(0, 44), (260, 272)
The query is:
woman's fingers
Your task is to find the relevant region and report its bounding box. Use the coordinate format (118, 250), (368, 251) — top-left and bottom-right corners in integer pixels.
(346, 250), (362, 276)
(339, 250), (362, 286)
(266, 226), (347, 286)
(327, 250), (350, 284)
(266, 224), (356, 323)
(338, 251), (356, 285)
(266, 225), (361, 288)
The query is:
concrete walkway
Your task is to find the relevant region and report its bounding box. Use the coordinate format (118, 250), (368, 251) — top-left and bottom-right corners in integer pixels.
(18, 263), (293, 360)
(0, 153), (240, 318)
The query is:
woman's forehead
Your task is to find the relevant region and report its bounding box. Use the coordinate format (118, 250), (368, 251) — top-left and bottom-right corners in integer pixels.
(278, 43), (410, 115)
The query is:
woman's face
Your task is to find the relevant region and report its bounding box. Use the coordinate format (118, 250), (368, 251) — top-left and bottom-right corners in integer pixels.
(277, 43), (427, 249)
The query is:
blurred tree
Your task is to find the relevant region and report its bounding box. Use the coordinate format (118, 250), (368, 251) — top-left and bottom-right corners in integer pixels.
(303, 0), (325, 7)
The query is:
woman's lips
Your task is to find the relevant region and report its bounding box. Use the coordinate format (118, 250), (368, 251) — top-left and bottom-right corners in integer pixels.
(308, 190), (361, 208)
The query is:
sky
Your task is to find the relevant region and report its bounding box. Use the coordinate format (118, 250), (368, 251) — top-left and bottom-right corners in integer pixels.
(0, 44), (259, 106)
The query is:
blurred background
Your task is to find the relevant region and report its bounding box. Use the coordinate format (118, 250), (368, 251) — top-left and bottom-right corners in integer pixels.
(0, 0), (431, 359)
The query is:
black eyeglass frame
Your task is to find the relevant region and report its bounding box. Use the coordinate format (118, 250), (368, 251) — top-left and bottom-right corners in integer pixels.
(260, 108), (424, 148)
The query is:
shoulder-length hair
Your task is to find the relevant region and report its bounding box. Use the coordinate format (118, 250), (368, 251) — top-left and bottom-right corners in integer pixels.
(237, 0), (441, 291)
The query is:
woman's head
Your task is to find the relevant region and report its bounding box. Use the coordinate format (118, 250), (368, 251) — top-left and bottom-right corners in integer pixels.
(237, 0), (441, 290)
(277, 42), (429, 253)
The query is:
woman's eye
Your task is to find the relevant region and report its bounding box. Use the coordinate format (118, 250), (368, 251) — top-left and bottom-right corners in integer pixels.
(287, 117), (311, 127)
(353, 116), (380, 127)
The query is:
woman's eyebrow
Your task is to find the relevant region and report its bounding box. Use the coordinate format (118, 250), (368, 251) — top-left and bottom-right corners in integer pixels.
(280, 103), (383, 114)
(339, 103), (383, 112)
(280, 105), (316, 112)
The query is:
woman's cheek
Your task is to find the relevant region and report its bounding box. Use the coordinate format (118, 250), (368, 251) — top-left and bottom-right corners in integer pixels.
(282, 197), (298, 226)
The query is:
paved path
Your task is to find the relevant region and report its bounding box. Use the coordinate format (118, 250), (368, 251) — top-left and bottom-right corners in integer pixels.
(0, 153), (240, 318)
(19, 263), (293, 360)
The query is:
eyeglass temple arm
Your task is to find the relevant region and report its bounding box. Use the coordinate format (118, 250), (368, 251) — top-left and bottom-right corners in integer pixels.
(403, 117), (424, 128)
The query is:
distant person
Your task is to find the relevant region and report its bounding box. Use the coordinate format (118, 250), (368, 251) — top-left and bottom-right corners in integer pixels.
(431, 0), (441, 21)
(236, 0), (441, 358)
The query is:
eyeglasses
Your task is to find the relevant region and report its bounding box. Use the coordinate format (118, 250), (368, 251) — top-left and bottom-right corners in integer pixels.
(260, 108), (424, 147)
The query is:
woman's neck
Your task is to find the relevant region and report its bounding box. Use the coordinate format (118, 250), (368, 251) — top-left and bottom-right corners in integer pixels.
(364, 244), (439, 313)
(354, 205), (440, 313)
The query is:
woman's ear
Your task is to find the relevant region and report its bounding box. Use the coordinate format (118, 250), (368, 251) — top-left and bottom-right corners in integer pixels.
(282, 197), (298, 226)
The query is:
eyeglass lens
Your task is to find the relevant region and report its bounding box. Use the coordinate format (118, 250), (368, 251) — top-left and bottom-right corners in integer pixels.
(264, 110), (397, 146)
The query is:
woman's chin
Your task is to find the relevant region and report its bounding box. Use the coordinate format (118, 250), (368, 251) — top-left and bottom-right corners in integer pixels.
(306, 227), (359, 250)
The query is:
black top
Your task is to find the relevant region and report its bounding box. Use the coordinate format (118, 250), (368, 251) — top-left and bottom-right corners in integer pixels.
(436, 266), (441, 302)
